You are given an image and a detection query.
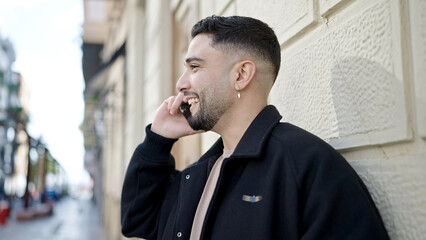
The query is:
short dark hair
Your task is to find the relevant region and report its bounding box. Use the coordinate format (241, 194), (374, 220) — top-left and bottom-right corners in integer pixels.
(191, 15), (281, 82)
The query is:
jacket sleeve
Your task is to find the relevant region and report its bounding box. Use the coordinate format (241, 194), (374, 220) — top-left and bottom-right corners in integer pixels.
(121, 125), (178, 239)
(293, 140), (390, 240)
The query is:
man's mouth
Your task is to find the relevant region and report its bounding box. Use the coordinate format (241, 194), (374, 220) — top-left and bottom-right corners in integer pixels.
(180, 97), (199, 119)
(188, 97), (199, 105)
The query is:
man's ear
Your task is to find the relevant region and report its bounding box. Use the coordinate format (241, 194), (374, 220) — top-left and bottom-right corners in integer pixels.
(233, 60), (256, 91)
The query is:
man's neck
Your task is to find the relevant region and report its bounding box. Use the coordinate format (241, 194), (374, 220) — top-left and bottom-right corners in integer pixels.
(213, 101), (267, 150)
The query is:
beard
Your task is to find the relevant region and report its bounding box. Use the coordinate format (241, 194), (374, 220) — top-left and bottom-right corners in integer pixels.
(185, 84), (233, 131)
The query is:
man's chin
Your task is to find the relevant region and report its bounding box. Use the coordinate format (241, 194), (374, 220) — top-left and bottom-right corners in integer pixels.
(188, 118), (216, 132)
(187, 117), (203, 131)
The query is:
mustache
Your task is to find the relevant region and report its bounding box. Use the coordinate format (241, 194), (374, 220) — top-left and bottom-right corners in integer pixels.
(183, 91), (200, 98)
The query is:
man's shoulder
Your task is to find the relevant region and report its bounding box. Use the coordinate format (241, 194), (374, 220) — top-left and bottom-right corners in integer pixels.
(269, 122), (339, 157)
(271, 122), (326, 144)
(268, 122), (350, 179)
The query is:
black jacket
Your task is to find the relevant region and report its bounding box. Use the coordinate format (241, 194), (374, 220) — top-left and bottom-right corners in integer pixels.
(121, 105), (389, 240)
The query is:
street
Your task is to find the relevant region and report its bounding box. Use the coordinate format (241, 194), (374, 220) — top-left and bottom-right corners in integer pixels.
(0, 197), (105, 240)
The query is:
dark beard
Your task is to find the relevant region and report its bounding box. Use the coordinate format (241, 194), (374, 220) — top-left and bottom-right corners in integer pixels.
(182, 96), (230, 131)
(180, 100), (217, 131)
(187, 102), (217, 131)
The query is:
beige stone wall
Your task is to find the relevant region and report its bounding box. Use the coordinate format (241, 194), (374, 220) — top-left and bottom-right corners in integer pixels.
(142, 0), (173, 125)
(124, 0), (145, 167)
(97, 0), (426, 239)
(102, 55), (126, 240)
(99, 3), (127, 238)
(410, 0), (426, 137)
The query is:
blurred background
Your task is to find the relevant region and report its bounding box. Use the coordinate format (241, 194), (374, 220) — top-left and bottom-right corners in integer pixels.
(0, 0), (99, 239)
(1, 0), (426, 239)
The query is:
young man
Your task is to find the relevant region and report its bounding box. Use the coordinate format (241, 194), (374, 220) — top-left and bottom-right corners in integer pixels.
(121, 16), (389, 240)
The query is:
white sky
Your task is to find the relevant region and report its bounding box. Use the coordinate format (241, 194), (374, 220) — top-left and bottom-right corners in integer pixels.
(0, 0), (89, 185)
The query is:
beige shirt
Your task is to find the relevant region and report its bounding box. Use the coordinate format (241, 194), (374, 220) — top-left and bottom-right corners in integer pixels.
(189, 149), (234, 240)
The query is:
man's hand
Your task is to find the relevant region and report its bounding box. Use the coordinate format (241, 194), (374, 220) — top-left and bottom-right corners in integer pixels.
(151, 92), (202, 139)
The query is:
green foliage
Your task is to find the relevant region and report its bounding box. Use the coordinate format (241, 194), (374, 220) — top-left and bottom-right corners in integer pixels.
(46, 154), (58, 174)
(8, 106), (22, 114)
(29, 159), (39, 184)
(8, 82), (20, 92)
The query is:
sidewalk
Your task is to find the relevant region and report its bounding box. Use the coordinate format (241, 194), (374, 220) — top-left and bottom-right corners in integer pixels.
(0, 197), (105, 240)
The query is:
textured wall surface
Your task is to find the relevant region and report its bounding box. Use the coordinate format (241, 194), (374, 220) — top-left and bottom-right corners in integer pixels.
(410, 0), (426, 137)
(278, 0), (315, 43)
(350, 156), (426, 239)
(236, 0), (315, 44)
(319, 0), (351, 16)
(124, 0), (145, 165)
(142, 0), (172, 127)
(270, 0), (408, 149)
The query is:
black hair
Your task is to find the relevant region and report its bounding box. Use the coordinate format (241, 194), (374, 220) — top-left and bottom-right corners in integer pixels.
(191, 15), (281, 82)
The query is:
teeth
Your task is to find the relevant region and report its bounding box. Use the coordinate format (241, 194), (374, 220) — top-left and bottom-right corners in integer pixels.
(188, 98), (199, 105)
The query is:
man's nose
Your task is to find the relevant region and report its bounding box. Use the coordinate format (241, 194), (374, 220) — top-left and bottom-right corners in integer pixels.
(176, 71), (190, 93)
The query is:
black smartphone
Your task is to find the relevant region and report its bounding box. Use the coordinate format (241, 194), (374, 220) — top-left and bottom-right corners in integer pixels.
(179, 102), (191, 119)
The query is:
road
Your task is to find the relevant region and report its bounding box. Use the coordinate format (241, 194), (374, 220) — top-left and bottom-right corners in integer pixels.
(0, 197), (105, 240)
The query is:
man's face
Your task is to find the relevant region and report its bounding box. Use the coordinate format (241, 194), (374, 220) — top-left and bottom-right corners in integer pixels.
(176, 34), (234, 131)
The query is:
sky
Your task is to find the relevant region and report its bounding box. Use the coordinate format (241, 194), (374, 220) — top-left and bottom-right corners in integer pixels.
(0, 0), (89, 185)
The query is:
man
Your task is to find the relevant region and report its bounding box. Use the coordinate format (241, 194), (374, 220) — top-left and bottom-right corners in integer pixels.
(121, 16), (389, 240)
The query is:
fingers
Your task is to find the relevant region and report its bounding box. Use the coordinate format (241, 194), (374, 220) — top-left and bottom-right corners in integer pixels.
(169, 92), (185, 115)
(152, 94), (204, 139)
(166, 96), (174, 112)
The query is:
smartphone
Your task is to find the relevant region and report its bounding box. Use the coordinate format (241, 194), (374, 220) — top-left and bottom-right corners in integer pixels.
(179, 102), (191, 119)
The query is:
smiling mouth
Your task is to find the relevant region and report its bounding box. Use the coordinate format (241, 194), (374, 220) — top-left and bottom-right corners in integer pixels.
(188, 98), (199, 105)
(180, 97), (199, 119)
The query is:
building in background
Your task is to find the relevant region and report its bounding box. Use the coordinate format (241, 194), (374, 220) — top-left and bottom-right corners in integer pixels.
(81, 0), (125, 234)
(81, 0), (426, 239)
(0, 34), (23, 200)
(0, 33), (67, 214)
(1, 72), (30, 199)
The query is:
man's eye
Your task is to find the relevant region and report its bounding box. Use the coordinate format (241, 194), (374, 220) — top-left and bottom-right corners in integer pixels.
(190, 65), (199, 70)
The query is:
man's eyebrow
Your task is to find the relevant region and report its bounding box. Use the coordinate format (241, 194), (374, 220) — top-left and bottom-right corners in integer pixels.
(185, 57), (205, 64)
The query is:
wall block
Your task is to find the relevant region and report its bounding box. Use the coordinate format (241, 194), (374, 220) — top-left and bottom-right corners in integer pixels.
(350, 155), (426, 239)
(409, 0), (426, 137)
(271, 0), (408, 149)
(319, 0), (353, 16)
(236, 0), (316, 44)
(216, 0), (233, 14)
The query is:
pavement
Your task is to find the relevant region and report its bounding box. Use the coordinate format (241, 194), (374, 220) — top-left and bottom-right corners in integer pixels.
(0, 197), (105, 240)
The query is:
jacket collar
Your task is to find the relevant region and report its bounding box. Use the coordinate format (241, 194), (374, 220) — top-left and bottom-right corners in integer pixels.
(198, 105), (282, 162)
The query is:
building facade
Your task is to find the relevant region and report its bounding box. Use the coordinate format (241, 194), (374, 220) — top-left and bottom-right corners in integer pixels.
(0, 35), (16, 193)
(0, 34), (31, 200)
(82, 0), (426, 239)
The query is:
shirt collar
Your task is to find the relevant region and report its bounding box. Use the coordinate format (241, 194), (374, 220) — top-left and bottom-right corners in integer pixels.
(200, 105), (282, 161)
